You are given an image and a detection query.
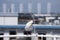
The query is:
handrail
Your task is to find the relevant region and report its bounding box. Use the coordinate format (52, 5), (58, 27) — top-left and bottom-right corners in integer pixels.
(0, 35), (60, 37)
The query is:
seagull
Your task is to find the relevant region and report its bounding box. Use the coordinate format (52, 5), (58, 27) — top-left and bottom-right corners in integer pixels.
(25, 20), (33, 31)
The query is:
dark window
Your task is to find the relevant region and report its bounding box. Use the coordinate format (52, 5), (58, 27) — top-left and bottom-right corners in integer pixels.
(9, 31), (16, 35)
(10, 37), (16, 40)
(0, 37), (3, 40)
(0, 33), (4, 35)
(24, 31), (31, 35)
(24, 37), (31, 40)
(24, 31), (31, 40)
(18, 13), (33, 24)
(38, 33), (46, 40)
(49, 19), (54, 22)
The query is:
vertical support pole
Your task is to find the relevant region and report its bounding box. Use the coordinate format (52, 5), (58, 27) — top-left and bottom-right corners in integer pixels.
(32, 33), (38, 40)
(16, 29), (24, 40)
(11, 4), (15, 13)
(37, 3), (41, 14)
(54, 37), (56, 40)
(46, 17), (50, 23)
(3, 3), (6, 13)
(4, 30), (9, 40)
(41, 37), (43, 40)
(47, 2), (51, 14)
(28, 3), (32, 13)
(19, 3), (23, 13)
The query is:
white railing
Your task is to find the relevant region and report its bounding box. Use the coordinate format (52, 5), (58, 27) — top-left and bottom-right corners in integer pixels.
(0, 35), (60, 37)
(0, 35), (60, 40)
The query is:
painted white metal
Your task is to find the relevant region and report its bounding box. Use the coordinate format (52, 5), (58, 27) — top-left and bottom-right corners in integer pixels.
(4, 17), (18, 25)
(34, 14), (51, 16)
(16, 29), (24, 39)
(32, 33), (38, 40)
(54, 20), (60, 24)
(0, 17), (4, 25)
(58, 17), (60, 19)
(19, 3), (23, 13)
(54, 37), (56, 40)
(4, 30), (9, 40)
(0, 35), (60, 37)
(46, 17), (55, 22)
(46, 17), (55, 20)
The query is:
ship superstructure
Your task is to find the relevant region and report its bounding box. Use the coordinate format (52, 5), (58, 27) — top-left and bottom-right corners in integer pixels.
(0, 0), (60, 40)
(0, 13), (60, 40)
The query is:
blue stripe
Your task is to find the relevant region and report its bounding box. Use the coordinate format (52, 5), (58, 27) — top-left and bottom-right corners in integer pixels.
(0, 25), (60, 29)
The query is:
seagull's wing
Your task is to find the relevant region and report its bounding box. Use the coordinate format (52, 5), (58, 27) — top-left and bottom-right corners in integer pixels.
(25, 20), (33, 31)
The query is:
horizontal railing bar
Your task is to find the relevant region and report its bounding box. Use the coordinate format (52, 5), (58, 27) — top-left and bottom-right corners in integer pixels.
(0, 35), (60, 37)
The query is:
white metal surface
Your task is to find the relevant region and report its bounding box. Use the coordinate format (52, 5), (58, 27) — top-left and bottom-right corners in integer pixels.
(0, 17), (18, 25)
(0, 17), (4, 25)
(5, 17), (18, 25)
(0, 35), (60, 37)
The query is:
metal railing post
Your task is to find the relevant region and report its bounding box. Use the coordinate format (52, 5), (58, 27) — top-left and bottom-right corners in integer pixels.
(54, 37), (56, 40)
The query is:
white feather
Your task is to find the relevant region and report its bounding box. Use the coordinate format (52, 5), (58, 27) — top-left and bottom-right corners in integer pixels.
(25, 20), (33, 31)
